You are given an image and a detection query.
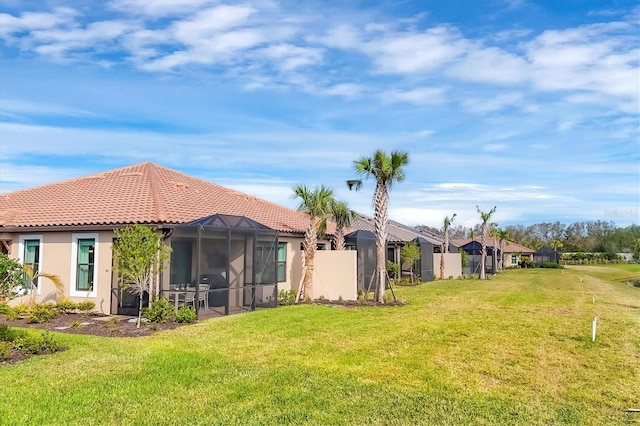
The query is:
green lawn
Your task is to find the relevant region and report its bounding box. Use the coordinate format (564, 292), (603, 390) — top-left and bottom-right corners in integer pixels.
(1, 265), (639, 425)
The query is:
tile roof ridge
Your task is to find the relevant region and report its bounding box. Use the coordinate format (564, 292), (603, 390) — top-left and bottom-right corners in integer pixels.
(145, 163), (168, 222)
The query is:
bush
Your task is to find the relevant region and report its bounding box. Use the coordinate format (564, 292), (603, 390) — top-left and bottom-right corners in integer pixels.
(278, 289), (296, 306)
(13, 334), (41, 354)
(26, 303), (58, 324)
(0, 253), (27, 300)
(386, 261), (399, 279)
(144, 297), (175, 323)
(540, 262), (562, 268)
(56, 299), (77, 315)
(0, 323), (11, 342)
(39, 332), (59, 352)
(175, 306), (197, 323)
(0, 341), (11, 361)
(0, 301), (9, 315)
(13, 331), (59, 355)
(76, 301), (95, 314)
(519, 258), (535, 268)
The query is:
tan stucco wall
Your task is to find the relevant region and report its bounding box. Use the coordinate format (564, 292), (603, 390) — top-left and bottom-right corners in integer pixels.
(433, 253), (463, 278)
(7, 231), (115, 313)
(313, 250), (357, 301)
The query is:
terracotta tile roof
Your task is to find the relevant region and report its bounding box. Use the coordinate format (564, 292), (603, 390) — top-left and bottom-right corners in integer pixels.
(0, 162), (330, 235)
(453, 237), (535, 253)
(351, 213), (445, 245)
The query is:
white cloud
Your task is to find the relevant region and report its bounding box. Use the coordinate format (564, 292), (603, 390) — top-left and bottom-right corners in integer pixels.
(108, 0), (216, 18)
(364, 26), (468, 74)
(381, 87), (447, 105)
(0, 7), (77, 38)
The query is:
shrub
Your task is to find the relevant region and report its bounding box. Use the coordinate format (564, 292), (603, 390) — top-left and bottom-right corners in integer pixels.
(0, 301), (9, 315)
(176, 306), (197, 323)
(0, 323), (11, 342)
(39, 332), (59, 352)
(56, 299), (77, 315)
(278, 289), (296, 306)
(76, 301), (96, 314)
(26, 303), (58, 324)
(540, 262), (562, 268)
(13, 331), (59, 355)
(519, 258), (535, 268)
(12, 303), (28, 315)
(0, 253), (27, 300)
(0, 341), (11, 361)
(144, 297), (175, 323)
(386, 261), (399, 279)
(13, 334), (41, 354)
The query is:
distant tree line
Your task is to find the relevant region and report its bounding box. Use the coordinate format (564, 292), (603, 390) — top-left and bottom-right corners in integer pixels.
(418, 220), (640, 254)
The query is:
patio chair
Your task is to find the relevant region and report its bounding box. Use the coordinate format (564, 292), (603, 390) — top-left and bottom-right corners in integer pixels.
(198, 284), (209, 310)
(182, 290), (196, 309)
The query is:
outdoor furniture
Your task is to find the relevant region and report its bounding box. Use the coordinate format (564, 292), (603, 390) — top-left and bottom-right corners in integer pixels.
(198, 284), (209, 310)
(166, 284), (189, 309)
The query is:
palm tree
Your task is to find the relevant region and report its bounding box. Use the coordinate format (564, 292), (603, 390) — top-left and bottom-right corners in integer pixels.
(490, 223), (500, 274)
(476, 205), (497, 279)
(498, 228), (510, 271)
(22, 264), (64, 307)
(331, 200), (356, 251)
(347, 149), (409, 303)
(439, 213), (457, 279)
(292, 184), (335, 302)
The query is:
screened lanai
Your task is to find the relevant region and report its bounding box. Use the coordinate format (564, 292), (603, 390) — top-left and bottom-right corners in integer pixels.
(163, 214), (279, 318)
(345, 230), (376, 293)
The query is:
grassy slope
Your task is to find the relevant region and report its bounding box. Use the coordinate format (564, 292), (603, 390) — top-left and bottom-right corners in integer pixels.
(1, 265), (638, 425)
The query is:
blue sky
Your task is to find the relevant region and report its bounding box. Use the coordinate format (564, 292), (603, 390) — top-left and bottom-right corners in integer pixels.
(1, 0), (638, 229)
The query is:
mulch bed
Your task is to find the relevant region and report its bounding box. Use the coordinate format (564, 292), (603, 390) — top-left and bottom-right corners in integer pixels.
(0, 313), (186, 366)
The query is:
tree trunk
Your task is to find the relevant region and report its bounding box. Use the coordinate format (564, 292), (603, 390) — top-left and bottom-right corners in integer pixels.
(137, 295), (143, 328)
(373, 182), (388, 303)
(299, 217), (318, 302)
(439, 248), (445, 280)
(480, 224), (487, 280)
(335, 226), (345, 251)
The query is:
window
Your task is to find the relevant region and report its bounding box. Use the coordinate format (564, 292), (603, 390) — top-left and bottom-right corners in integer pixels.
(19, 236), (43, 293)
(277, 242), (286, 282)
(511, 254), (517, 265)
(71, 234), (99, 297)
(299, 242), (326, 250)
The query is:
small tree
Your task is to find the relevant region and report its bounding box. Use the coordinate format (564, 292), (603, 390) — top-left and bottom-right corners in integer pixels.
(22, 265), (64, 306)
(0, 253), (26, 301)
(292, 184), (335, 302)
(112, 224), (172, 327)
(477, 205), (497, 280)
(439, 213), (456, 279)
(400, 242), (421, 284)
(330, 200), (356, 251)
(632, 238), (640, 263)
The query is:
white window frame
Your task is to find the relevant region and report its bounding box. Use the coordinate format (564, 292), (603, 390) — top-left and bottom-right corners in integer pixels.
(18, 235), (43, 295)
(70, 233), (99, 298)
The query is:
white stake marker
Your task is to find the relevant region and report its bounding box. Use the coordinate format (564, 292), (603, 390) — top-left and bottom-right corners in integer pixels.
(592, 317), (597, 342)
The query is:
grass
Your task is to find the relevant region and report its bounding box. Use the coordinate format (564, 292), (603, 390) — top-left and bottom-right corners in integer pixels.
(1, 265), (639, 425)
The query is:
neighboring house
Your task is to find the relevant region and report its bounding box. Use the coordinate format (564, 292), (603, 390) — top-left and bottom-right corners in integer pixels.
(0, 162), (356, 316)
(347, 213), (461, 289)
(455, 237), (535, 275)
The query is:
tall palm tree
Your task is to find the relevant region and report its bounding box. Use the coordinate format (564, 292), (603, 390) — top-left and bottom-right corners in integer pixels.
(476, 205), (497, 279)
(439, 213), (456, 279)
(498, 228), (510, 271)
(331, 200), (356, 251)
(490, 222), (500, 274)
(292, 184), (335, 302)
(347, 149), (409, 303)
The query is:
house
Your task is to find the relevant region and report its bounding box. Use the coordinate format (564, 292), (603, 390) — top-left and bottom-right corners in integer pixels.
(346, 213), (461, 290)
(0, 162), (356, 316)
(454, 237), (535, 275)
